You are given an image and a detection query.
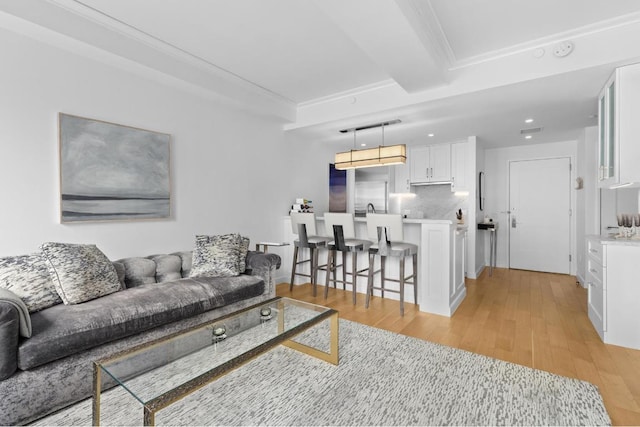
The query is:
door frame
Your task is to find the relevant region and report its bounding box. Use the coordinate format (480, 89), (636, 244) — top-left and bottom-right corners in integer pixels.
(506, 155), (576, 275)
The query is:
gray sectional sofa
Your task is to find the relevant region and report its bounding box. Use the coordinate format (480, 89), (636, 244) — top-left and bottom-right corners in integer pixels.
(0, 249), (281, 426)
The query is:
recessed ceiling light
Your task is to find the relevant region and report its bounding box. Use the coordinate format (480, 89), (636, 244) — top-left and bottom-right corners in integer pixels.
(360, 143), (367, 147)
(428, 133), (434, 137)
(525, 135), (532, 140)
(525, 118), (534, 123)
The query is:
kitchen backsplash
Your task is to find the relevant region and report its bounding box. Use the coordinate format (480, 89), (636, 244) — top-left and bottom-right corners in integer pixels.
(389, 184), (469, 222)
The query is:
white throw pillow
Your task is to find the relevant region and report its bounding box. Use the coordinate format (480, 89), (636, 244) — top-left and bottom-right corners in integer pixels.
(40, 242), (121, 305)
(0, 253), (62, 312)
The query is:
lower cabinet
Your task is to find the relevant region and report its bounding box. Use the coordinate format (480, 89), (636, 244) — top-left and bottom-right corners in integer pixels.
(452, 228), (466, 298)
(586, 237), (605, 339)
(586, 236), (640, 350)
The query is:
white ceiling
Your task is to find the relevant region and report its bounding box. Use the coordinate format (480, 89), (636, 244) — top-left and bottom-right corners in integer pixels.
(3, 0), (640, 148)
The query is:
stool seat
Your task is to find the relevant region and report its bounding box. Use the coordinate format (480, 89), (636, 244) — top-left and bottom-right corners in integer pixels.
(294, 236), (330, 248)
(328, 238), (372, 252)
(369, 241), (417, 257)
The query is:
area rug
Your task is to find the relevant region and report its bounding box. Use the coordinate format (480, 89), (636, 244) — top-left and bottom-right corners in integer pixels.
(33, 319), (610, 426)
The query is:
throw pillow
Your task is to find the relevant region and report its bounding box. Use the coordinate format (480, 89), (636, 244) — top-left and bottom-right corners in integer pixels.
(190, 234), (245, 278)
(238, 236), (250, 273)
(0, 253), (62, 312)
(40, 242), (121, 305)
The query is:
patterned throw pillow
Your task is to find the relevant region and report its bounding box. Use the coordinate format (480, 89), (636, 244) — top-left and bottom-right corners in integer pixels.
(238, 236), (250, 273)
(0, 253), (62, 312)
(190, 234), (249, 278)
(40, 242), (121, 305)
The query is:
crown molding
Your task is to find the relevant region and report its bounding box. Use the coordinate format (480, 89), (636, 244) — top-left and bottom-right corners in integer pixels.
(450, 10), (640, 70)
(0, 0), (295, 121)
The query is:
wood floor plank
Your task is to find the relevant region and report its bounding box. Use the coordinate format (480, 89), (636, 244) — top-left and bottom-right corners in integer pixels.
(276, 268), (640, 426)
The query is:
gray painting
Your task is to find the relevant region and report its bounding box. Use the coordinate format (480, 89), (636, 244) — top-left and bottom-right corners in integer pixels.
(59, 113), (170, 223)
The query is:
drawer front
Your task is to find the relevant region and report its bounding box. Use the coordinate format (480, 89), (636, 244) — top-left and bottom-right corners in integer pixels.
(587, 238), (604, 265)
(587, 257), (604, 283)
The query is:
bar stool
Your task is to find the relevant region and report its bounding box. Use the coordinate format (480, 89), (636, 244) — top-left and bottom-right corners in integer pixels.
(365, 213), (418, 316)
(289, 212), (331, 296)
(323, 213), (372, 304)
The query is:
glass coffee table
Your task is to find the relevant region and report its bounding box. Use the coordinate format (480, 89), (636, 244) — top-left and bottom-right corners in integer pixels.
(92, 297), (338, 426)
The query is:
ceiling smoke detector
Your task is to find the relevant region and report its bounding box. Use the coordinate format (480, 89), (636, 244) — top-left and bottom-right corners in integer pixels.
(553, 41), (574, 58)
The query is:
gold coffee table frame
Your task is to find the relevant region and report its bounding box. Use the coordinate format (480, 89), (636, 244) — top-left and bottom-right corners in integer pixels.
(92, 297), (338, 426)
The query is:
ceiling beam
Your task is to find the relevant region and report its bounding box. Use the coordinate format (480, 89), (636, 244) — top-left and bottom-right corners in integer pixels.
(313, 0), (449, 94)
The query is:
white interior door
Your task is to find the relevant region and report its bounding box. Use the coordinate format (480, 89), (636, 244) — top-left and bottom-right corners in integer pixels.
(509, 158), (571, 274)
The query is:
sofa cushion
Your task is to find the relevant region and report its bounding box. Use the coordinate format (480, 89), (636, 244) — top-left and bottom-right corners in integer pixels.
(40, 243), (121, 305)
(113, 262), (126, 289)
(18, 275), (265, 370)
(238, 236), (250, 273)
(0, 304), (19, 380)
(148, 254), (182, 283)
(118, 257), (157, 288)
(172, 251), (193, 278)
(0, 253), (62, 312)
(190, 234), (245, 278)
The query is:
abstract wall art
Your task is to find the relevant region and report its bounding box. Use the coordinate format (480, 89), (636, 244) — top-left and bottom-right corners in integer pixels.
(58, 113), (171, 223)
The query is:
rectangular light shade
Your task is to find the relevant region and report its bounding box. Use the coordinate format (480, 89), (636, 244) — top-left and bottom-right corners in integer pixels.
(334, 144), (406, 170)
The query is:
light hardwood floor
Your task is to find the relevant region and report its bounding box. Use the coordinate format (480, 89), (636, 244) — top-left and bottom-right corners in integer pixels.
(277, 268), (640, 426)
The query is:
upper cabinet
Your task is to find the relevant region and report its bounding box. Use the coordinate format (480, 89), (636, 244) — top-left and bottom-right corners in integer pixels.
(450, 141), (470, 192)
(393, 162), (411, 193)
(598, 63), (640, 188)
(410, 144), (451, 184)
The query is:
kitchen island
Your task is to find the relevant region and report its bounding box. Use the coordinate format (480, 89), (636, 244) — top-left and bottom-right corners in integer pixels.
(282, 216), (467, 317)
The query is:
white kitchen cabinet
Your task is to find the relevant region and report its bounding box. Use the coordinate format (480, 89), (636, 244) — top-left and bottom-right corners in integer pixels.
(586, 237), (605, 338)
(585, 236), (640, 350)
(410, 144), (451, 184)
(450, 141), (470, 192)
(597, 62), (640, 188)
(393, 162), (412, 193)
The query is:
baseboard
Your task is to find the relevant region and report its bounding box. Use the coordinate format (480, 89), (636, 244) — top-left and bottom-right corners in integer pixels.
(475, 265), (485, 278)
(575, 272), (586, 288)
(450, 287), (467, 315)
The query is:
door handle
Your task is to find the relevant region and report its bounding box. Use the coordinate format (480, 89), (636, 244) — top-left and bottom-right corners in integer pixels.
(511, 216), (516, 228)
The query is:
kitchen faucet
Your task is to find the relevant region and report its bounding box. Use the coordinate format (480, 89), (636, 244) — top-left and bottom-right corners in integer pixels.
(366, 203), (376, 213)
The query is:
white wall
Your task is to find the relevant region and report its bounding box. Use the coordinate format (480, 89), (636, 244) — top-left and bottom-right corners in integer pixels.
(484, 140), (578, 274)
(0, 28), (291, 259)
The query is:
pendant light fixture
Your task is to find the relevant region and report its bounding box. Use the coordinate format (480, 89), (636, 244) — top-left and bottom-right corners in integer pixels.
(334, 119), (406, 170)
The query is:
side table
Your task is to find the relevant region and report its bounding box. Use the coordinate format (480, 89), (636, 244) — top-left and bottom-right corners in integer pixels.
(255, 242), (290, 253)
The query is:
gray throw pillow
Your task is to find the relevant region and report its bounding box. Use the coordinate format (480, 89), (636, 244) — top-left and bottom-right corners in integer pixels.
(190, 234), (247, 278)
(40, 242), (121, 305)
(238, 236), (250, 273)
(0, 253), (62, 312)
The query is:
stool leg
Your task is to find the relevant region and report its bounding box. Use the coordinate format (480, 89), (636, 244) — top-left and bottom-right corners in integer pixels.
(352, 251), (357, 305)
(331, 250), (337, 285)
(412, 253), (418, 304)
(400, 257), (405, 316)
(341, 251), (347, 289)
(289, 246), (299, 292)
(324, 249), (332, 299)
(380, 256), (386, 299)
(366, 252), (375, 308)
(311, 248), (318, 297)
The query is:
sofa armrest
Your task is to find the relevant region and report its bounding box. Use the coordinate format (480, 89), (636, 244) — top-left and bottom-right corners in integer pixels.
(0, 303), (19, 381)
(244, 251), (281, 297)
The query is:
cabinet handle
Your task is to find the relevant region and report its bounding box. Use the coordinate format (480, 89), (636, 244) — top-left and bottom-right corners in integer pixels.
(589, 268), (598, 274)
(589, 248), (598, 254)
(430, 167), (433, 178)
